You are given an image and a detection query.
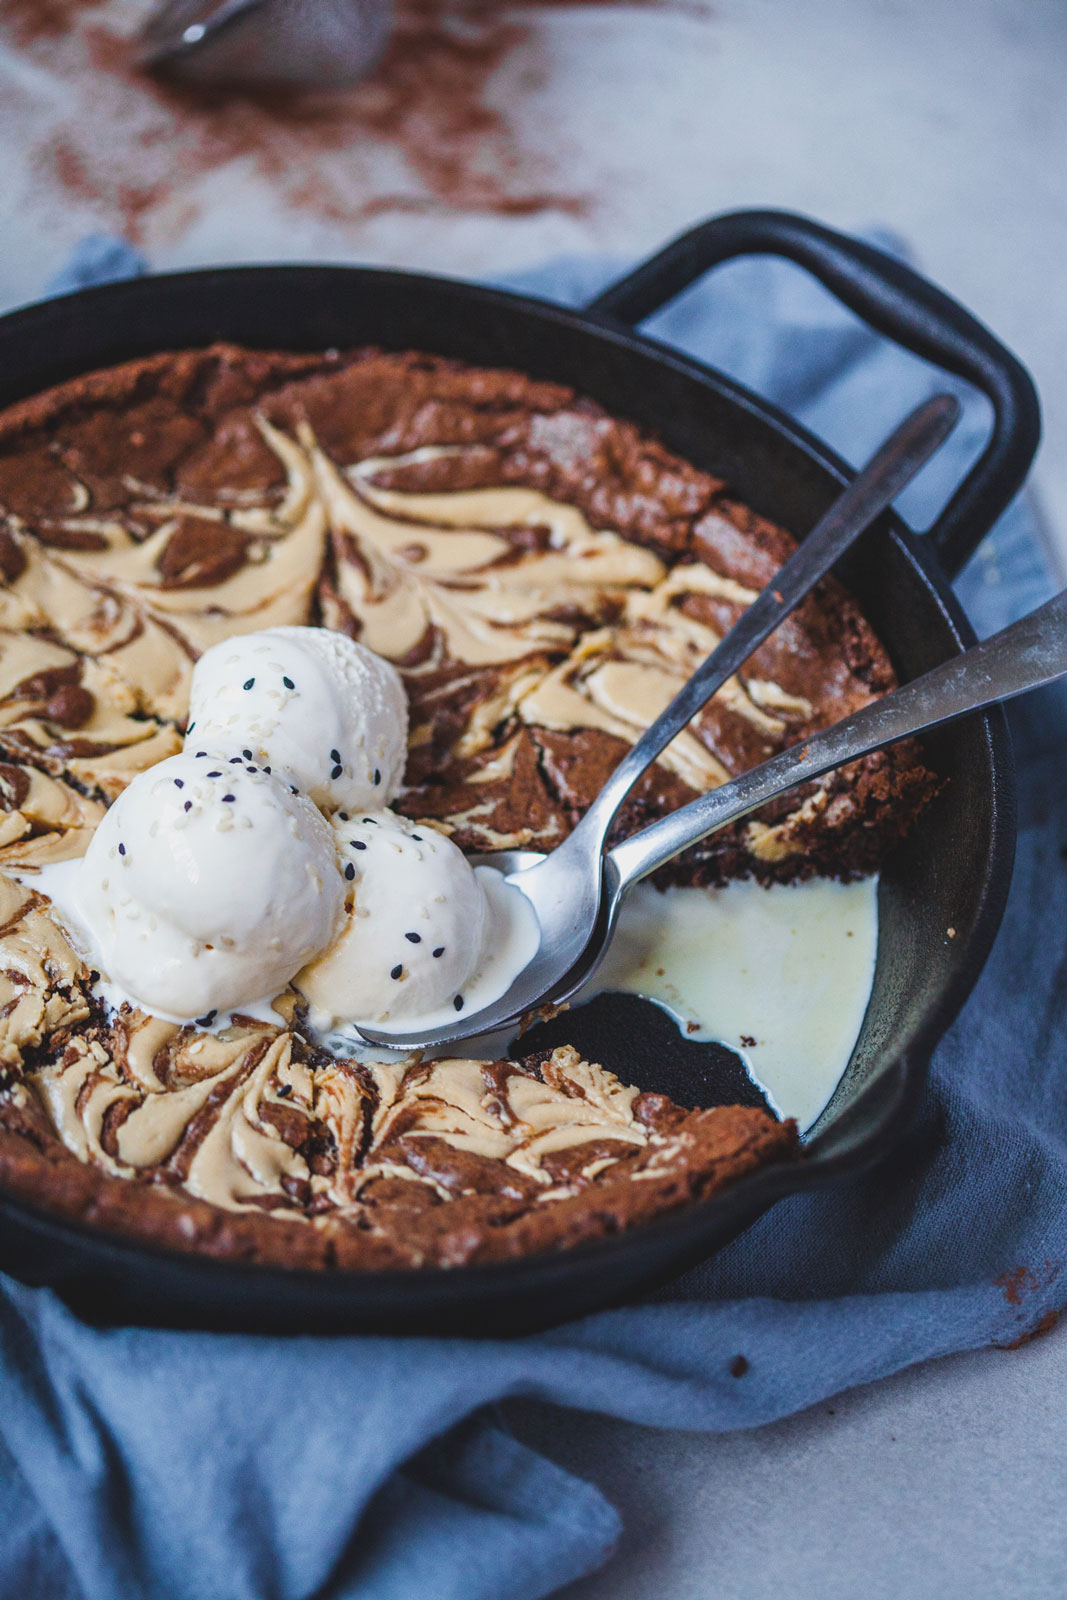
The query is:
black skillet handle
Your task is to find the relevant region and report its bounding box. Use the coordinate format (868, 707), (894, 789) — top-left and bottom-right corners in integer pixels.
(587, 209), (1040, 578)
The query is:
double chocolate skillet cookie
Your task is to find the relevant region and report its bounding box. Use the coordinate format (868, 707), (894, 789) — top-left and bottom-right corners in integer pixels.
(0, 345), (937, 1271)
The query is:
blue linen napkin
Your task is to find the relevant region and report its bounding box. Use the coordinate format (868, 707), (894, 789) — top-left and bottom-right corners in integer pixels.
(1, 233), (1063, 1600)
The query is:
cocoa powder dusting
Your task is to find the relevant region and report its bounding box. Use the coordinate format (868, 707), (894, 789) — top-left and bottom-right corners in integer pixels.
(1, 0), (703, 237)
(996, 1263), (1040, 1308)
(0, 0), (97, 46)
(993, 1260), (1063, 1349)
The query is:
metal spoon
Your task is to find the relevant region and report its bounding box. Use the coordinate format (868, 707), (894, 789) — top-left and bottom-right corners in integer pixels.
(369, 578), (1067, 1052)
(140, 0), (393, 89)
(576, 578), (1067, 996)
(358, 392), (960, 1049)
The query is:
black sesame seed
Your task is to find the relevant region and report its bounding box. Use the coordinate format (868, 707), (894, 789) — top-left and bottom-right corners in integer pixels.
(195, 752), (207, 758)
(373, 769), (381, 785)
(207, 771), (222, 778)
(222, 794), (236, 803)
(411, 834), (423, 842)
(184, 801), (192, 812)
(363, 817), (378, 825)
(118, 842), (126, 856)
(433, 947), (444, 958)
(405, 932), (421, 944)
(344, 863), (355, 881)
(188, 721), (196, 732)
(277, 1083), (293, 1099)
(246, 766), (257, 774)
(290, 785), (299, 795)
(264, 766), (271, 774)
(454, 995), (464, 1012)
(390, 964), (403, 980)
(330, 748), (341, 764)
(243, 678), (255, 690)
(89, 969), (100, 985)
(174, 779), (184, 789)
(351, 840), (367, 851)
(229, 757), (242, 764)
(195, 1009), (217, 1027)
(243, 749), (253, 760)
(331, 764), (343, 780)
(282, 676), (294, 690)
(338, 812), (349, 822)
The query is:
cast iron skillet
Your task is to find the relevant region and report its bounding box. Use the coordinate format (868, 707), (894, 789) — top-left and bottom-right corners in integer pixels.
(0, 210), (1040, 1335)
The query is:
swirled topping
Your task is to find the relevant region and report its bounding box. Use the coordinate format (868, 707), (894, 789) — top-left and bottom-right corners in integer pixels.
(0, 344), (903, 878)
(0, 874), (88, 1070)
(0, 882), (772, 1230)
(0, 758), (105, 869)
(0, 413), (325, 813)
(317, 441), (666, 666)
(15, 970), (660, 1217)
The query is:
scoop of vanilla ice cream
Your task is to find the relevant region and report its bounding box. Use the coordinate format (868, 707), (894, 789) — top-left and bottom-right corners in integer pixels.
(295, 809), (489, 1027)
(77, 752), (344, 1021)
(186, 626), (408, 813)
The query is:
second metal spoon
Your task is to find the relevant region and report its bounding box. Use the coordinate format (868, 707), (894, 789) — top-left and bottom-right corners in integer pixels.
(359, 392), (959, 1049)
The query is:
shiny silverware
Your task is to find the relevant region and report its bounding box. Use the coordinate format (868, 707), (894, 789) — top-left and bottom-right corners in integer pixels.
(140, 0), (392, 89)
(360, 393), (962, 1049)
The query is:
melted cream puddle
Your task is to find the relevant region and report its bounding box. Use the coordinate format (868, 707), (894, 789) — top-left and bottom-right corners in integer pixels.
(578, 876), (879, 1133)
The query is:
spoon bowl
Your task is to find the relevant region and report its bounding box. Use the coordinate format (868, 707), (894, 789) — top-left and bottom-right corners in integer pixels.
(140, 0), (393, 89)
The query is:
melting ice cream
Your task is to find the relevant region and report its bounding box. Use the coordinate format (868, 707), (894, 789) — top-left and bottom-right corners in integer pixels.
(296, 807), (537, 1033)
(34, 627), (536, 1033)
(76, 752), (343, 1021)
(187, 625), (408, 813)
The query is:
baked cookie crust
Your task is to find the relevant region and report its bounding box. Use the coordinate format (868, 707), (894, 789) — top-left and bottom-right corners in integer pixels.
(0, 343), (934, 1267)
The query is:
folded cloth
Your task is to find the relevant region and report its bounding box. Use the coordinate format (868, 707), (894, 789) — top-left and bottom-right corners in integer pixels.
(1, 236), (1063, 1600)
(44, 235), (148, 297)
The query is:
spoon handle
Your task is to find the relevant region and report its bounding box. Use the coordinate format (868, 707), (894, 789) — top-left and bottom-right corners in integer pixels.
(608, 585), (1067, 890)
(563, 393), (959, 863)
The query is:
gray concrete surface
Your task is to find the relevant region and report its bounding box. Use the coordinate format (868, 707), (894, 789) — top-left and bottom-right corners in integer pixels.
(508, 1317), (1067, 1598)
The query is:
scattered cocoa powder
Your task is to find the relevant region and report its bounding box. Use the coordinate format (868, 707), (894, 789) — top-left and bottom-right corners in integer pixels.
(1000, 1308), (1060, 1351)
(996, 1263), (1041, 1308)
(993, 1260), (1063, 1349)
(2, 0), (706, 238)
(0, 0), (97, 46)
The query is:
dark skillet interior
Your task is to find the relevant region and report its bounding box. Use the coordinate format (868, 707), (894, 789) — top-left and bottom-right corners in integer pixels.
(0, 267), (1016, 1334)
